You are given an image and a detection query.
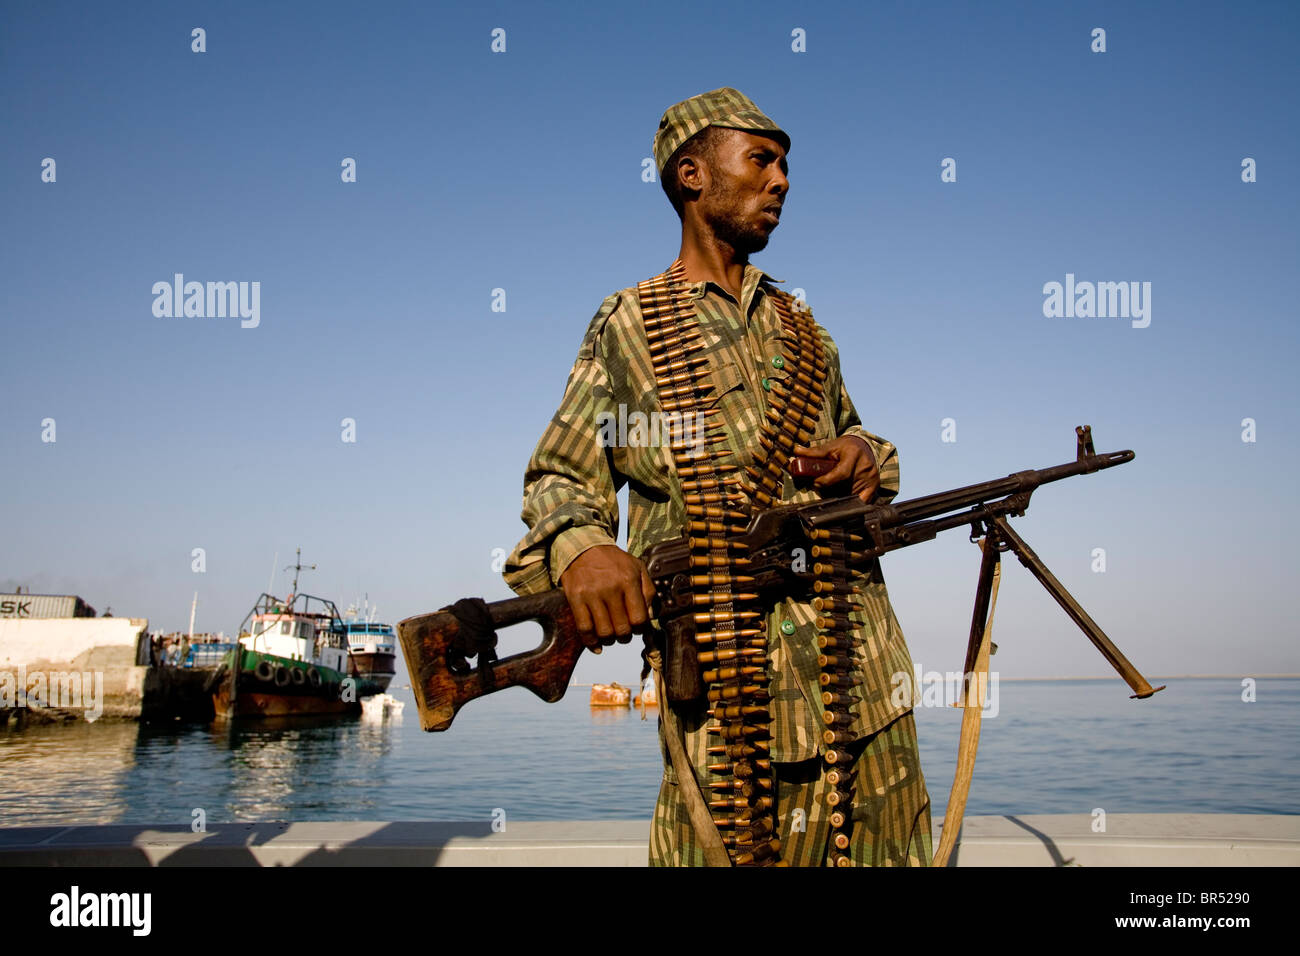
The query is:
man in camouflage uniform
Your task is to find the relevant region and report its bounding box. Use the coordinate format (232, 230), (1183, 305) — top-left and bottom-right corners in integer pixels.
(503, 88), (932, 866)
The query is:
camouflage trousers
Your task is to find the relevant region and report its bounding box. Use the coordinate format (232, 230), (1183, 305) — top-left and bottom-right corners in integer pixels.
(649, 711), (933, 867)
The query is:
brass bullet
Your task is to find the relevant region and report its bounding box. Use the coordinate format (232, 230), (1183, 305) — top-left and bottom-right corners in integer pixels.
(707, 742), (769, 758)
(685, 506), (748, 521)
(732, 838), (780, 865)
(708, 795), (774, 811)
(707, 759), (772, 776)
(821, 691), (862, 706)
(661, 391), (714, 412)
(689, 572), (753, 587)
(674, 449), (731, 464)
(708, 776), (774, 794)
(826, 768), (855, 788)
(765, 407), (819, 432)
(697, 647), (767, 665)
(693, 610), (762, 627)
(688, 536), (749, 551)
(710, 704), (771, 721)
(812, 581), (857, 594)
(816, 639), (862, 655)
(706, 684), (768, 702)
(654, 371), (702, 391)
(707, 722), (771, 741)
(648, 330), (702, 353)
(702, 664), (767, 683)
(693, 627), (763, 644)
(653, 356), (709, 375)
(681, 475), (740, 493)
(687, 520), (729, 535)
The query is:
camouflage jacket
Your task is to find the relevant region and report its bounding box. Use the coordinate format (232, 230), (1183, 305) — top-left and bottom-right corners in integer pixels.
(503, 263), (916, 766)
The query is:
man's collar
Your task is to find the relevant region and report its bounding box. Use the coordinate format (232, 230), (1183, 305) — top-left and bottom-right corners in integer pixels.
(682, 263), (784, 303)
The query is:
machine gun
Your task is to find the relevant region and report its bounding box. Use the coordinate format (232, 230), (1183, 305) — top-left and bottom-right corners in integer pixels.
(398, 426), (1163, 732)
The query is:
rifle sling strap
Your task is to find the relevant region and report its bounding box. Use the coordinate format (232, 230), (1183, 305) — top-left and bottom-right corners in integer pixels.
(443, 597), (500, 689)
(647, 648), (732, 867)
(932, 536), (1002, 867)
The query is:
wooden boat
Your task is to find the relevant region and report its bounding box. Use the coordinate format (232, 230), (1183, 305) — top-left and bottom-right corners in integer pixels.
(341, 600), (398, 697)
(589, 682), (631, 707)
(211, 554), (360, 719)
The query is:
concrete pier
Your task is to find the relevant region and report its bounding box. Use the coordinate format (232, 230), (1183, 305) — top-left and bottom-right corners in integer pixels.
(0, 814), (1294, 866)
(0, 617), (149, 723)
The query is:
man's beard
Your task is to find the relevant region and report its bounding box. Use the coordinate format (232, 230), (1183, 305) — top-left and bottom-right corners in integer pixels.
(703, 179), (771, 255)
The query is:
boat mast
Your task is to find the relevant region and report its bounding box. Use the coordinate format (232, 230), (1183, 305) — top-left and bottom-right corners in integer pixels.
(285, 547), (316, 602)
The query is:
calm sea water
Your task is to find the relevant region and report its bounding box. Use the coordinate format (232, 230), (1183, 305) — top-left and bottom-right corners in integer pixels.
(0, 679), (1295, 828)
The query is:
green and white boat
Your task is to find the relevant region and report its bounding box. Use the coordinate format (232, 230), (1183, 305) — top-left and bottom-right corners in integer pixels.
(212, 555), (360, 719)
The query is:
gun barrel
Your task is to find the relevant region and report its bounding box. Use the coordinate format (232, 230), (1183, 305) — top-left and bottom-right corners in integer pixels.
(887, 449), (1134, 527)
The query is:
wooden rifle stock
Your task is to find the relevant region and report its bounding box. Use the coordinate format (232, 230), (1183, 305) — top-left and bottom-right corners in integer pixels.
(398, 590), (582, 732)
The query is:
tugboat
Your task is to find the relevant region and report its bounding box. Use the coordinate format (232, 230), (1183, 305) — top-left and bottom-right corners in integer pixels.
(211, 550), (360, 719)
(341, 599), (398, 697)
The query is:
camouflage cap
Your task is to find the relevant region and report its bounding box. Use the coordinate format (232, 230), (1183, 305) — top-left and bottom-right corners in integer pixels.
(653, 87), (791, 173)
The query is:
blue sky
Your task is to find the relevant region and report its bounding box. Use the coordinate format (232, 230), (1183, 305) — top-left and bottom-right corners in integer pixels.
(2, 0), (1297, 685)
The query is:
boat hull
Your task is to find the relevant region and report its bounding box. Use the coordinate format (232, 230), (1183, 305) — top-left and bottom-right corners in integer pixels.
(348, 650), (397, 696)
(213, 649), (361, 719)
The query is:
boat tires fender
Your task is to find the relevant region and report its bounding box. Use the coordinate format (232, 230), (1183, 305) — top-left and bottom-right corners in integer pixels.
(254, 660), (275, 683)
(273, 665), (291, 687)
(290, 666), (306, 686)
(307, 667), (322, 688)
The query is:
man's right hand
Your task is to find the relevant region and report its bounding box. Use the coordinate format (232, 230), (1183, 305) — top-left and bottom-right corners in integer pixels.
(558, 545), (656, 654)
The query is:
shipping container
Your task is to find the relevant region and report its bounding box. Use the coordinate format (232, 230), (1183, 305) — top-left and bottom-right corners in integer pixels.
(0, 593), (97, 619)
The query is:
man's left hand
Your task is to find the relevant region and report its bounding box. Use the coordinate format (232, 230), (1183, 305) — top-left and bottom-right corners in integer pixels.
(792, 436), (879, 502)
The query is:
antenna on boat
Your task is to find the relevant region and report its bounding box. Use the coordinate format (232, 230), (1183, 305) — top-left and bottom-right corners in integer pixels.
(267, 551), (278, 596)
(285, 547), (316, 599)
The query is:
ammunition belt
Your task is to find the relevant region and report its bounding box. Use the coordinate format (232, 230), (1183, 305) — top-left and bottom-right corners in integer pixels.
(637, 260), (866, 866)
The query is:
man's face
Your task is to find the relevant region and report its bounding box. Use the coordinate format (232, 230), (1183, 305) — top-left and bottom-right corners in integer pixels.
(697, 129), (789, 255)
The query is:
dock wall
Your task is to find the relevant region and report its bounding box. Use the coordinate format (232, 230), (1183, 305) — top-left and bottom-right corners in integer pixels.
(0, 617), (149, 722)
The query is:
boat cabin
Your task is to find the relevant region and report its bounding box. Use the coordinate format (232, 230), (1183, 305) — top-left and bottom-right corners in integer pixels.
(238, 595), (349, 674)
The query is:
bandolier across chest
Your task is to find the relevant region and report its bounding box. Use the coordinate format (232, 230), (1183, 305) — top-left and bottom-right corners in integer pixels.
(637, 259), (871, 867)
